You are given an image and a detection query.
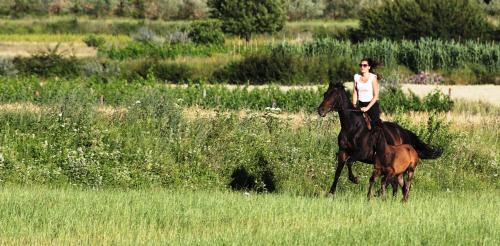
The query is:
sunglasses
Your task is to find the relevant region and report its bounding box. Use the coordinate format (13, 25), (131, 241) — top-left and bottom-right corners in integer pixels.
(359, 64), (369, 68)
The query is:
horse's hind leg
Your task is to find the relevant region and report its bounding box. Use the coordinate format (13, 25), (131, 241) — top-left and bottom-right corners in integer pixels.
(329, 151), (348, 194)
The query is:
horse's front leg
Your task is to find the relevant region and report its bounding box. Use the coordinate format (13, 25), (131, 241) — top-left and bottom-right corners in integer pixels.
(329, 151), (348, 194)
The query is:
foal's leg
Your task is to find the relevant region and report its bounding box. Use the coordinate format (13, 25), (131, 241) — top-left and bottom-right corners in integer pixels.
(396, 174), (404, 198)
(403, 166), (416, 202)
(381, 173), (393, 200)
(367, 169), (381, 200)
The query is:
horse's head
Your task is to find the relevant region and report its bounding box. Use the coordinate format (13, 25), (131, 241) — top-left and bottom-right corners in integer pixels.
(317, 82), (348, 117)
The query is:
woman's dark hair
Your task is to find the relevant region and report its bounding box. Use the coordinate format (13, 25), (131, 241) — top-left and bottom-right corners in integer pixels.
(360, 57), (382, 80)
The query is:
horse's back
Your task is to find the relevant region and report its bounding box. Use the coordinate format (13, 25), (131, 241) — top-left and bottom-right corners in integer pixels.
(381, 122), (407, 145)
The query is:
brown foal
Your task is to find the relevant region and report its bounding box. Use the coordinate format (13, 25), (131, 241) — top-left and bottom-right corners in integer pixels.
(368, 126), (419, 202)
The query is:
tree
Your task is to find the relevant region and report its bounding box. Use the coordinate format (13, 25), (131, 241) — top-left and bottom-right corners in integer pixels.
(358, 0), (493, 41)
(208, 0), (286, 41)
(10, 0), (30, 18)
(133, 0), (145, 19)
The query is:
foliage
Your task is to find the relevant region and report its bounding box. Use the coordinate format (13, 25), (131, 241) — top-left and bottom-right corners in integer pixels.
(12, 44), (80, 77)
(274, 38), (500, 73)
(286, 0), (326, 20)
(131, 60), (194, 82)
(83, 34), (106, 48)
(188, 20), (225, 45)
(0, 57), (18, 76)
(358, 0), (495, 41)
(323, 0), (362, 19)
(0, 80), (496, 193)
(208, 0), (286, 41)
(0, 77), (454, 113)
(99, 42), (226, 60)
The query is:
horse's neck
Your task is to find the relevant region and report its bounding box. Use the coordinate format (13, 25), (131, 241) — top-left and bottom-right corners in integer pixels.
(337, 90), (362, 131)
(338, 109), (367, 133)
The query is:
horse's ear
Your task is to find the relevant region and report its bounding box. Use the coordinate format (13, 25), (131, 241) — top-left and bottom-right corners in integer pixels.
(327, 69), (344, 89)
(328, 68), (335, 84)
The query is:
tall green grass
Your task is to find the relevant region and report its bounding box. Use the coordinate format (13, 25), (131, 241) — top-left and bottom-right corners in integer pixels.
(0, 86), (495, 192)
(0, 186), (498, 244)
(272, 38), (500, 72)
(0, 77), (453, 113)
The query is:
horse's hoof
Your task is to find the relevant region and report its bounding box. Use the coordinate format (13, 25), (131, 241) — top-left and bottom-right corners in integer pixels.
(349, 176), (360, 184)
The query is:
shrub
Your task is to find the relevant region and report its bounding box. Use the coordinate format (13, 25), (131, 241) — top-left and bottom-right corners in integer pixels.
(214, 50), (299, 84)
(166, 29), (191, 44)
(131, 59), (194, 83)
(208, 0), (286, 41)
(286, 0), (326, 20)
(132, 26), (164, 43)
(80, 59), (121, 82)
(188, 20), (225, 45)
(379, 88), (453, 113)
(83, 34), (106, 48)
(12, 44), (80, 77)
(323, 0), (362, 19)
(0, 57), (18, 76)
(214, 47), (357, 84)
(358, 0), (494, 41)
(100, 42), (224, 60)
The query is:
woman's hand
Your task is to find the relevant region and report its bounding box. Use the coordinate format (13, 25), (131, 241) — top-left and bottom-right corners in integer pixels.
(360, 107), (369, 112)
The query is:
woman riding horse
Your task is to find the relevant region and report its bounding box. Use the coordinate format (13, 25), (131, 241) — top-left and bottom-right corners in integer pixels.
(317, 79), (441, 195)
(353, 58), (382, 128)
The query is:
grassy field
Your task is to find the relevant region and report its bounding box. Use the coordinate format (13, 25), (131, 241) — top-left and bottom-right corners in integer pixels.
(0, 186), (498, 245)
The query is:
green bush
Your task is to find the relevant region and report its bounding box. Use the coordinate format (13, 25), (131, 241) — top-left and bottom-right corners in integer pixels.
(188, 20), (225, 45)
(12, 45), (80, 77)
(83, 34), (106, 48)
(380, 88), (453, 113)
(214, 48), (357, 84)
(131, 59), (194, 83)
(100, 42), (226, 60)
(358, 0), (494, 41)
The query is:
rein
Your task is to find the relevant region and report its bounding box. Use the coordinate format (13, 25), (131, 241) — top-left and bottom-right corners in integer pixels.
(342, 108), (372, 130)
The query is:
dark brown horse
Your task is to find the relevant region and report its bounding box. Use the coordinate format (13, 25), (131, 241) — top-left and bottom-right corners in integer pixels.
(317, 83), (441, 195)
(368, 126), (419, 202)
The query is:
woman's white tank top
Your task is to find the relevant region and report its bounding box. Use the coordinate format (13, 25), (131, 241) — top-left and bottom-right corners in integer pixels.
(354, 73), (376, 102)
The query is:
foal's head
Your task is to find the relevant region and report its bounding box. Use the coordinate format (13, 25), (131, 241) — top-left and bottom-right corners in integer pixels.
(317, 82), (349, 117)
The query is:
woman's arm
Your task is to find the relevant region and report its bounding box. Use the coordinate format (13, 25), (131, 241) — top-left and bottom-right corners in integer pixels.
(360, 77), (379, 112)
(352, 82), (358, 107)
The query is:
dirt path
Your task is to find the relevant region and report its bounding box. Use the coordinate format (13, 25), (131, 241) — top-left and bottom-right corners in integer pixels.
(0, 42), (96, 57)
(0, 103), (495, 129)
(171, 83), (500, 106)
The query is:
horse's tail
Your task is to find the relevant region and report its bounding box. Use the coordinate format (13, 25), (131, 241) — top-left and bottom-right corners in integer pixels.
(406, 130), (443, 160)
